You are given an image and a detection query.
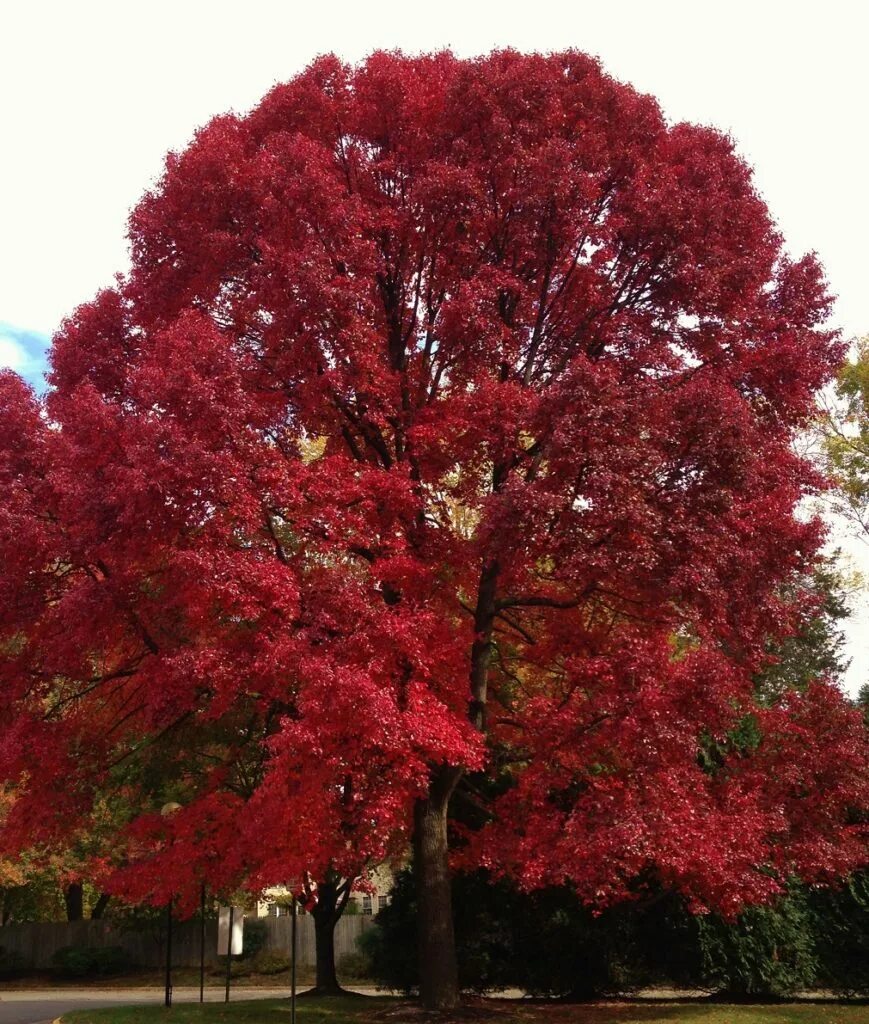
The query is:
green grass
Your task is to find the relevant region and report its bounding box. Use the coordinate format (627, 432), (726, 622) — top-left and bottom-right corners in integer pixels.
(60, 994), (869, 1024)
(62, 994), (391, 1024)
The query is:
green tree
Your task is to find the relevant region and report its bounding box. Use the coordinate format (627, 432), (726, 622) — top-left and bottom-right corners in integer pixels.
(820, 337), (869, 538)
(754, 558), (852, 702)
(855, 683), (869, 726)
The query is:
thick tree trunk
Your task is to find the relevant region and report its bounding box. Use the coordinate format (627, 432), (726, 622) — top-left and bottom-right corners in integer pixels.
(410, 554), (498, 1010)
(310, 879), (344, 995)
(64, 882), (84, 922)
(414, 782), (460, 1011)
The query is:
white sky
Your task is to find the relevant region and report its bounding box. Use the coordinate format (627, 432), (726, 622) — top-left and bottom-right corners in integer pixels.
(1, 0), (867, 690)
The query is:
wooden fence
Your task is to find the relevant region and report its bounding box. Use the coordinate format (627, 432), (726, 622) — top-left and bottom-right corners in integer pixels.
(0, 914), (376, 970)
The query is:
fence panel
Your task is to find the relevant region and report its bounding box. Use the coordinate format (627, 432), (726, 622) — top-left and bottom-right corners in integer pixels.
(0, 913), (375, 969)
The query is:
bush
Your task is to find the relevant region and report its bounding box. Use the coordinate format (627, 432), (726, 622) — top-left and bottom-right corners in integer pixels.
(363, 868), (645, 997)
(51, 944), (131, 978)
(698, 894), (818, 1000)
(367, 866), (869, 999)
(0, 945), (29, 978)
(51, 946), (96, 978)
(359, 871), (417, 994)
(239, 917), (268, 961)
(810, 871), (869, 997)
(89, 945), (131, 975)
(337, 950), (372, 980)
(211, 959), (252, 978)
(253, 951), (291, 975)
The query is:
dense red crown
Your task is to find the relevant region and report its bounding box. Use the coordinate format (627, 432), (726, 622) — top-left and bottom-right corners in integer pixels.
(0, 50), (864, 912)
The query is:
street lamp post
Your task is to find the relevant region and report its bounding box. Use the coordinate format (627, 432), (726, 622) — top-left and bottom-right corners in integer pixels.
(224, 905), (235, 1004)
(164, 899), (173, 1008)
(160, 802), (182, 1009)
(291, 895), (298, 1024)
(199, 882), (206, 1004)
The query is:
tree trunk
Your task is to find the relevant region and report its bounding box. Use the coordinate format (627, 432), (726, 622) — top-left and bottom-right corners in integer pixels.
(64, 882), (84, 922)
(414, 780), (460, 1010)
(310, 879), (344, 995)
(91, 892), (111, 919)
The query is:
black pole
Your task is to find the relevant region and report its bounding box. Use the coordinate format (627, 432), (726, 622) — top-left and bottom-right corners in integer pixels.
(291, 896), (297, 1024)
(224, 905), (234, 1004)
(199, 883), (206, 1004)
(164, 898), (173, 1008)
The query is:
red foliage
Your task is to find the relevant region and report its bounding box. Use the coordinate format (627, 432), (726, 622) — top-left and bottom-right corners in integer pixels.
(0, 50), (865, 918)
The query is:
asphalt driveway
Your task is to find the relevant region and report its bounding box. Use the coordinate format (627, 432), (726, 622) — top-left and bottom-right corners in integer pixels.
(0, 986), (292, 1024)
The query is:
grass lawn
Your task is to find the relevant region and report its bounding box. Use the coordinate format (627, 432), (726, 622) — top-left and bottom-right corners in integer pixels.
(59, 993), (869, 1024)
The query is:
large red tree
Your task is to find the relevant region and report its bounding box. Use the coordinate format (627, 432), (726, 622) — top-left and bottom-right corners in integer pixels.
(1, 51), (867, 1008)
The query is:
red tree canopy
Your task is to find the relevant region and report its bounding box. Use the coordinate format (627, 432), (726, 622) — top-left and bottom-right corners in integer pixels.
(0, 50), (865, 915)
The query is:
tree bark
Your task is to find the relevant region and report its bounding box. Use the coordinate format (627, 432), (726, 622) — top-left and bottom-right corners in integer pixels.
(310, 878), (345, 995)
(91, 892), (111, 919)
(412, 554), (499, 1011)
(414, 776), (460, 1010)
(64, 882), (84, 922)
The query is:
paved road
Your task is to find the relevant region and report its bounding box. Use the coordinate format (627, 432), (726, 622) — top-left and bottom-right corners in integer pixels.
(0, 986), (295, 1024)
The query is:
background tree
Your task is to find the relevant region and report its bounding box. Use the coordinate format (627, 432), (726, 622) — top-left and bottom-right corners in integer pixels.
(855, 683), (869, 726)
(0, 789), (116, 925)
(1, 51), (867, 1011)
(302, 869), (358, 995)
(819, 337), (869, 538)
(752, 558), (852, 702)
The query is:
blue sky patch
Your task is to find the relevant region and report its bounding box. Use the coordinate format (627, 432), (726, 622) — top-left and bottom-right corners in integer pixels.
(0, 322), (51, 390)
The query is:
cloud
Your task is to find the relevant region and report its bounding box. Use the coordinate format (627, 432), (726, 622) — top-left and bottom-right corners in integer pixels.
(0, 322), (50, 390)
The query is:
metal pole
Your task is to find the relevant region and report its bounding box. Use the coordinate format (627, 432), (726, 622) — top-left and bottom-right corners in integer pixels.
(164, 898), (173, 1008)
(199, 883), (206, 1004)
(224, 905), (234, 1003)
(291, 896), (297, 1024)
